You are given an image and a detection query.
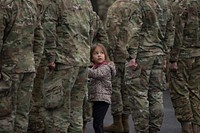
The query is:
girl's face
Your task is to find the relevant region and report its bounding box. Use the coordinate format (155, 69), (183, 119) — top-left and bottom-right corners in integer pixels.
(92, 46), (106, 64)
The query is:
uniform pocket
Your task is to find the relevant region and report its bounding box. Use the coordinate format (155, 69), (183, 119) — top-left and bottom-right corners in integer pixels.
(0, 72), (12, 117)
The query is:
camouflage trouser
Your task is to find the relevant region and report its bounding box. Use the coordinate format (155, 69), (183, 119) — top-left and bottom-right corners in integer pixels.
(83, 79), (92, 123)
(14, 73), (35, 133)
(169, 57), (200, 125)
(111, 62), (131, 116)
(125, 55), (164, 133)
(96, 0), (115, 23)
(42, 65), (88, 133)
(0, 72), (18, 133)
(83, 91), (92, 123)
(0, 72), (35, 133)
(28, 59), (47, 133)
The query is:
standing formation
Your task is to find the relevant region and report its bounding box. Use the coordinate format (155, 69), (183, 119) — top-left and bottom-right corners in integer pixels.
(169, 0), (200, 133)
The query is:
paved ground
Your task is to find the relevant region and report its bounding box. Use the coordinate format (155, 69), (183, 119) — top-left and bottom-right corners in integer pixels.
(86, 90), (181, 133)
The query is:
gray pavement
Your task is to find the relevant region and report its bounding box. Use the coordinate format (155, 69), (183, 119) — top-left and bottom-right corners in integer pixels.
(86, 90), (181, 133)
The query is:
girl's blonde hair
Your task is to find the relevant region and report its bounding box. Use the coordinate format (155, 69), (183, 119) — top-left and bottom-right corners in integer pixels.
(90, 43), (110, 63)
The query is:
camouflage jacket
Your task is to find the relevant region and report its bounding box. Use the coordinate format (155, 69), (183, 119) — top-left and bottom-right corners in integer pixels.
(89, 10), (109, 51)
(44, 0), (108, 67)
(96, 0), (116, 23)
(156, 0), (175, 51)
(106, 0), (142, 62)
(0, 0), (45, 73)
(41, 0), (59, 63)
(138, 0), (169, 57)
(170, 0), (200, 62)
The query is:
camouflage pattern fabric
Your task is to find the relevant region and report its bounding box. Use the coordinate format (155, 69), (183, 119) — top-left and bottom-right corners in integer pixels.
(111, 63), (131, 115)
(126, 55), (165, 133)
(28, 0), (58, 132)
(125, 0), (172, 132)
(42, 0), (109, 132)
(96, 0), (116, 23)
(89, 0), (114, 22)
(14, 73), (35, 132)
(0, 0), (45, 132)
(106, 0), (142, 116)
(28, 59), (47, 133)
(43, 66), (88, 133)
(156, 0), (175, 91)
(169, 0), (200, 126)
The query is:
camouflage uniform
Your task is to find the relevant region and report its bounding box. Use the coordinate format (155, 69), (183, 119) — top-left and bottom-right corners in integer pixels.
(104, 0), (142, 132)
(125, 0), (174, 132)
(28, 0), (54, 133)
(0, 0), (45, 133)
(92, 0), (116, 23)
(169, 0), (200, 132)
(42, 0), (108, 133)
(156, 0), (175, 91)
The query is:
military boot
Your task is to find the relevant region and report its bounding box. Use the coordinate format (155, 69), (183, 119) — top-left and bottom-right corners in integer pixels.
(180, 122), (193, 133)
(192, 124), (200, 133)
(103, 115), (124, 132)
(122, 114), (129, 133)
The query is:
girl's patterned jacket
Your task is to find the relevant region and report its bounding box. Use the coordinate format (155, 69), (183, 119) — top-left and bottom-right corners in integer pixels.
(88, 61), (116, 104)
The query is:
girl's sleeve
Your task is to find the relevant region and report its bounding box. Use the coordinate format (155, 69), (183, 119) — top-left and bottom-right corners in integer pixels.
(88, 65), (111, 79)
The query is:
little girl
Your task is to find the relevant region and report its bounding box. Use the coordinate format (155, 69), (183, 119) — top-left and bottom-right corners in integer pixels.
(88, 43), (116, 133)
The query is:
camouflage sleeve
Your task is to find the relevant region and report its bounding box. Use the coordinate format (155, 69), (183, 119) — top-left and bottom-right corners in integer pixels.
(165, 10), (175, 51)
(43, 1), (58, 64)
(90, 11), (109, 50)
(163, 8), (175, 54)
(0, 6), (4, 54)
(105, 9), (121, 61)
(0, 6), (8, 71)
(96, 0), (116, 23)
(33, 4), (45, 69)
(169, 3), (184, 62)
(127, 6), (143, 60)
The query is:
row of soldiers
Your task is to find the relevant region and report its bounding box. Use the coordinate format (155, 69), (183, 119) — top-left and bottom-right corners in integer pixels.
(0, 0), (109, 133)
(89, 0), (200, 133)
(0, 0), (200, 133)
(87, 0), (172, 133)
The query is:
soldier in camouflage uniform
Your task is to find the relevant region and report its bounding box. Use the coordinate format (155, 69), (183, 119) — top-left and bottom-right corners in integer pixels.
(104, 0), (142, 132)
(0, 0), (45, 133)
(28, 0), (54, 133)
(169, 0), (200, 133)
(42, 0), (108, 133)
(125, 0), (174, 132)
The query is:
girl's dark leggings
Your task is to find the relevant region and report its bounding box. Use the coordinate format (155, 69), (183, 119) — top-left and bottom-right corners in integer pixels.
(92, 101), (109, 133)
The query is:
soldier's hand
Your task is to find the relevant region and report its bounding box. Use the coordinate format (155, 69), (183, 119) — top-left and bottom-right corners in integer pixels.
(127, 59), (138, 70)
(47, 62), (56, 71)
(169, 62), (178, 71)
